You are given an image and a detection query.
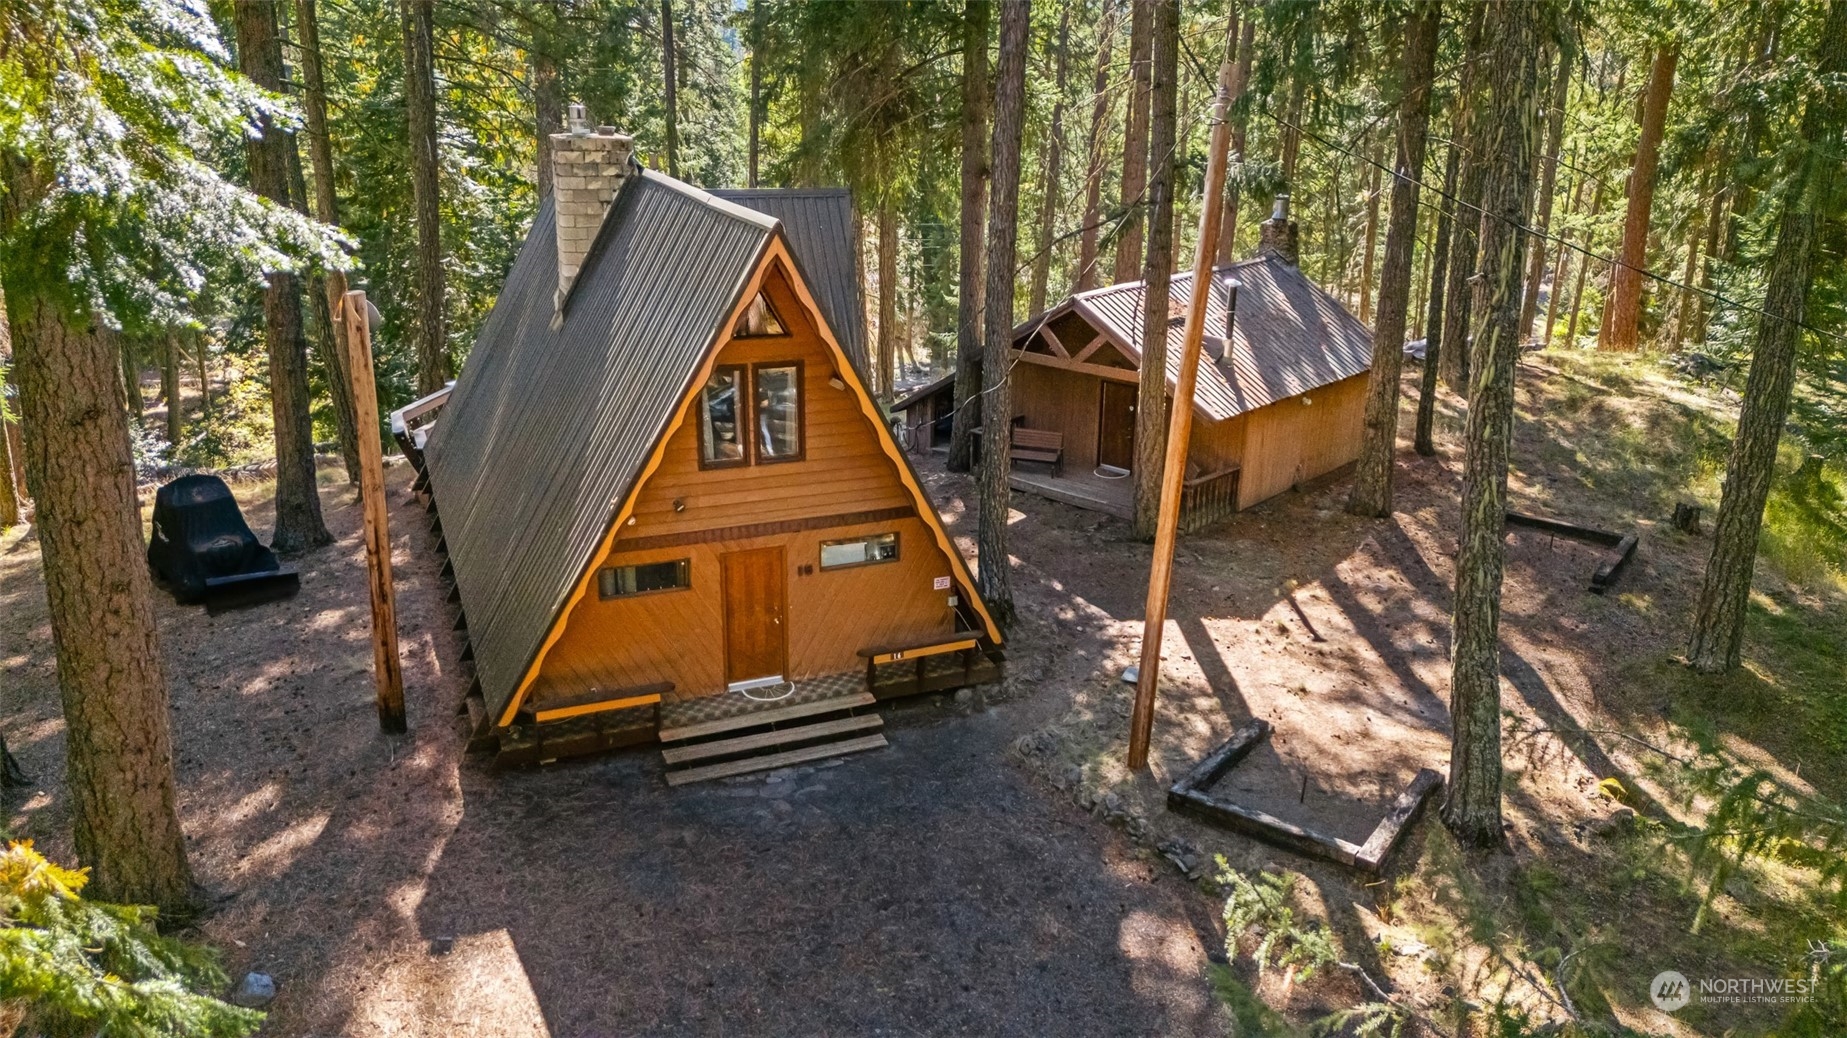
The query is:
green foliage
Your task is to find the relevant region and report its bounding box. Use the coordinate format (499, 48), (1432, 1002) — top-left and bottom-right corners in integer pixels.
(0, 841), (261, 1038)
(1677, 761), (1847, 933)
(1217, 860), (1340, 983)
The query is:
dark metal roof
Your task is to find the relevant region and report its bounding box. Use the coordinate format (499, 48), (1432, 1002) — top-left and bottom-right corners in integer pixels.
(709, 188), (866, 373)
(1021, 254), (1374, 421)
(425, 172), (773, 722)
(891, 370), (956, 412)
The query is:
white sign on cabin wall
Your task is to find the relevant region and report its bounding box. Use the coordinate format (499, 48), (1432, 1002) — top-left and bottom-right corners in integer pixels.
(933, 576), (952, 590)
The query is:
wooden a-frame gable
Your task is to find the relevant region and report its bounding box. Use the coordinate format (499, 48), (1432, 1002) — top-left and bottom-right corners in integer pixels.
(497, 233), (1001, 725)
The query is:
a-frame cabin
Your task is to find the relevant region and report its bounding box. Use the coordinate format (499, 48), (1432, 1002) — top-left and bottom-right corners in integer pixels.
(398, 126), (1002, 775)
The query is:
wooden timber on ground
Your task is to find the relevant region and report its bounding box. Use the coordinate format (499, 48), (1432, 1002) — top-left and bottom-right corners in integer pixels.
(1165, 720), (1442, 875)
(1504, 511), (1639, 594)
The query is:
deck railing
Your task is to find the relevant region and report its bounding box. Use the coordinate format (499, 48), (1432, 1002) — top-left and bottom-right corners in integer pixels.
(1178, 465), (1241, 534)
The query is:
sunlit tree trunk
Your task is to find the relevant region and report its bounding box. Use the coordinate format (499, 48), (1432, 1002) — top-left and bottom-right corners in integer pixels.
(947, 0), (992, 473)
(747, 0), (763, 187)
(977, 0), (1030, 626)
(1112, 0), (1152, 284)
(1519, 48), (1571, 338)
(1565, 175), (1605, 347)
(403, 0), (449, 395)
(236, 0), (331, 552)
(0, 289), (18, 527)
(1357, 141), (1382, 324)
(1, 260), (197, 912)
(1129, 0), (1177, 541)
(1347, 3), (1437, 518)
(161, 333), (181, 447)
(877, 201), (898, 402)
(1215, 13), (1255, 265)
(1413, 136), (1458, 457)
(118, 332), (142, 420)
(1279, 75), (1305, 183)
(295, 0), (362, 485)
(1599, 42), (1676, 352)
(1688, 0), (1846, 674)
(1444, 0), (1544, 849)
(1074, 1), (1117, 292)
(532, 0), (562, 198)
(1437, 4), (1487, 393)
(661, 0), (680, 178)
(1027, 6), (1070, 316)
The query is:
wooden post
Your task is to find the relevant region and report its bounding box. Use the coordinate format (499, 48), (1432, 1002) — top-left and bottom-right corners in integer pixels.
(342, 290), (407, 733)
(1128, 39), (1240, 772)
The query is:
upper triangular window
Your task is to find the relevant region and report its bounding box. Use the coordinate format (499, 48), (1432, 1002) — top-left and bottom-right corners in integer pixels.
(733, 291), (788, 337)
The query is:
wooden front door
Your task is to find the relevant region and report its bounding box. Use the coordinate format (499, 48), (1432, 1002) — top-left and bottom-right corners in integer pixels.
(1098, 381), (1137, 470)
(721, 547), (787, 684)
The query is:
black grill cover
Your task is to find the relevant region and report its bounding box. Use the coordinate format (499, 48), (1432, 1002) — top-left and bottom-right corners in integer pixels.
(146, 475), (285, 604)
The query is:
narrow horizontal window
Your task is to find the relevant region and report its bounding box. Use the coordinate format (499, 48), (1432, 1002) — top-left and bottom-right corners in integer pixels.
(819, 532), (898, 570)
(699, 365), (747, 467)
(598, 559), (691, 599)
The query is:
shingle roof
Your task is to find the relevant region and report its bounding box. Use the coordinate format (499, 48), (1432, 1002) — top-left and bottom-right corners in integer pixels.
(1034, 254), (1374, 421)
(709, 189), (866, 373)
(425, 172), (774, 722)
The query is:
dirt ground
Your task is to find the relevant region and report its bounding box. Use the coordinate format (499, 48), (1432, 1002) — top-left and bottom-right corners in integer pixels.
(2, 354), (1837, 1036)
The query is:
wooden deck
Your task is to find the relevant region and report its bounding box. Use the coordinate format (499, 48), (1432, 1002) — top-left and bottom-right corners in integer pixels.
(1009, 467), (1133, 519)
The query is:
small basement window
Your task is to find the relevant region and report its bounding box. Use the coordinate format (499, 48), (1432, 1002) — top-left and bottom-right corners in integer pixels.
(598, 559), (691, 599)
(698, 365), (747, 467)
(733, 291), (787, 337)
(820, 532), (898, 570)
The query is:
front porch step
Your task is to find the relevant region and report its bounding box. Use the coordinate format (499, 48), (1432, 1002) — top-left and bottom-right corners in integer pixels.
(664, 733), (889, 787)
(662, 713), (884, 766)
(657, 691), (875, 742)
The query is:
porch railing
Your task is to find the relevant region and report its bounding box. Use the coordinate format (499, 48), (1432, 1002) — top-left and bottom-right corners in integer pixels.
(1179, 465), (1241, 534)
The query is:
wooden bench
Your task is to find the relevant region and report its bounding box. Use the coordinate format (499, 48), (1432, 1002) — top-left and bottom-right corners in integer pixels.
(1009, 428), (1064, 476)
(517, 681), (673, 725)
(858, 636), (984, 697)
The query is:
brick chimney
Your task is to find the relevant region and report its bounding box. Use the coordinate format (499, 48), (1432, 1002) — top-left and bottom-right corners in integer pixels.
(1257, 194), (1299, 266)
(551, 103), (635, 311)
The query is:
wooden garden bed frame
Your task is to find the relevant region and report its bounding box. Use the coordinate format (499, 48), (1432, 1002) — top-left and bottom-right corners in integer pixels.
(1166, 720), (1442, 875)
(1504, 511), (1639, 594)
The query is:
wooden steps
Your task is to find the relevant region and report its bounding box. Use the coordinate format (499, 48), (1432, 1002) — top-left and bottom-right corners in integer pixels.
(665, 734), (888, 787)
(659, 690), (886, 786)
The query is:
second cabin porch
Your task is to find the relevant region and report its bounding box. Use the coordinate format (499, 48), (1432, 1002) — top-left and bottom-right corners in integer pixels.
(1006, 462), (1241, 533)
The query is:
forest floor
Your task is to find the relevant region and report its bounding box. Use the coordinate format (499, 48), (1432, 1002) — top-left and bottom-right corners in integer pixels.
(1, 347), (1842, 1036)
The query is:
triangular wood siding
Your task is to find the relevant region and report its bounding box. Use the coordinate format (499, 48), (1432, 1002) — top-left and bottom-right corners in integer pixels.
(515, 246), (993, 715)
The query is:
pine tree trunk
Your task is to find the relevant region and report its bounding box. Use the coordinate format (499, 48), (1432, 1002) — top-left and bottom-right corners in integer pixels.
(236, 0), (331, 553)
(1357, 141), (1382, 325)
(1688, 0), (1847, 674)
(947, 0), (992, 473)
(0, 289), (18, 527)
(1346, 4), (1437, 518)
(1112, 0), (1153, 284)
(1215, 14), (1255, 265)
(403, 0), (449, 395)
(194, 333), (211, 419)
(1027, 6), (1070, 316)
(162, 333), (182, 446)
(4, 282), (197, 913)
(1074, 1), (1117, 292)
(1598, 42), (1676, 352)
(1519, 49), (1571, 338)
(1565, 176), (1605, 346)
(877, 201), (899, 402)
(977, 0), (1030, 627)
(661, 0), (680, 178)
(1129, 0), (1178, 541)
(532, 0), (562, 198)
(1413, 140), (1458, 457)
(1443, 0), (1544, 849)
(118, 332), (142, 419)
(1437, 6), (1488, 393)
(1543, 161), (1582, 346)
(747, 0), (763, 187)
(295, 0), (362, 485)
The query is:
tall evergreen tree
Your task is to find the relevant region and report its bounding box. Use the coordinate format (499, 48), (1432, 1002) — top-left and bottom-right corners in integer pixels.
(977, 0), (1031, 625)
(1599, 41), (1677, 352)
(1027, 5), (1071, 317)
(1437, 5), (1488, 393)
(1413, 112), (1459, 457)
(1443, 0), (1547, 848)
(1687, 0), (1847, 674)
(1112, 0), (1153, 284)
(404, 0), (449, 395)
(948, 0), (992, 473)
(235, 0), (332, 552)
(1347, 3), (1439, 518)
(1129, 0), (1177, 541)
(1074, 0), (1118, 291)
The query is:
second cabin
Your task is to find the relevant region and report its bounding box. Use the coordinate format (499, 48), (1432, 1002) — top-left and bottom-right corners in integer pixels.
(895, 196), (1375, 531)
(399, 123), (1002, 775)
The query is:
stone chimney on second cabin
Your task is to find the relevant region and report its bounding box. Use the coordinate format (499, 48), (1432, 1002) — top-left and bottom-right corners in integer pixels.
(551, 103), (635, 312)
(1257, 194), (1300, 266)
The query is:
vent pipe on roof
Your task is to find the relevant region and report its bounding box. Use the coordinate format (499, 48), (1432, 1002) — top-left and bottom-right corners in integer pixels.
(550, 105), (635, 315)
(1221, 278), (1238, 340)
(1257, 193), (1299, 267)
